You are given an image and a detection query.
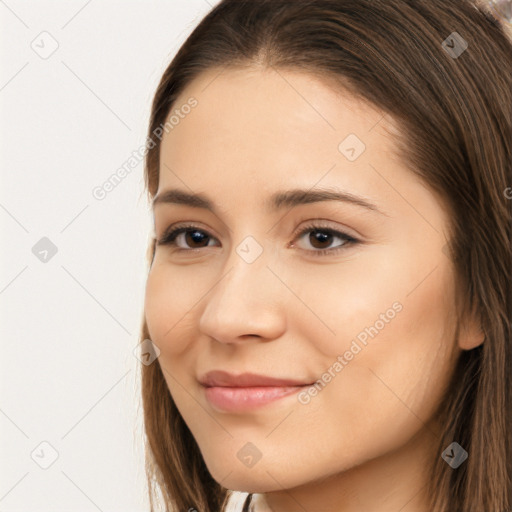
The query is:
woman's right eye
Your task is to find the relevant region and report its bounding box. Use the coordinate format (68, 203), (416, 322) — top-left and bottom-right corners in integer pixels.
(157, 225), (219, 251)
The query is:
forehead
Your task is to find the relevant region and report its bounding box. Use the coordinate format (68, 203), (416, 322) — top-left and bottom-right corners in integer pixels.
(157, 66), (405, 209)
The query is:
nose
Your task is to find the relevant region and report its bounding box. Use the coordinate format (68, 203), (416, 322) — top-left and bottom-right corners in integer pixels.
(198, 251), (287, 345)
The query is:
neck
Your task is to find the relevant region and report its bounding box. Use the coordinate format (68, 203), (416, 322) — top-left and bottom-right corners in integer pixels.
(254, 424), (439, 512)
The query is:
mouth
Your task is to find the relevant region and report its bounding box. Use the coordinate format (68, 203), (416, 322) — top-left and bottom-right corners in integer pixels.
(202, 384), (312, 412)
(198, 370), (315, 412)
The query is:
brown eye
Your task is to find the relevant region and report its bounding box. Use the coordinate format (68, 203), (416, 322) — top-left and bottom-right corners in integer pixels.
(292, 224), (358, 257)
(157, 225), (219, 249)
(307, 230), (335, 249)
(183, 229), (210, 248)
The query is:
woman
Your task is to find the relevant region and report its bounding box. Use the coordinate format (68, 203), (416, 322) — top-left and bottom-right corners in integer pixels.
(138, 0), (512, 511)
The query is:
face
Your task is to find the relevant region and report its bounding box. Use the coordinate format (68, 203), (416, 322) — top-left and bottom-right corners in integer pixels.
(144, 67), (477, 496)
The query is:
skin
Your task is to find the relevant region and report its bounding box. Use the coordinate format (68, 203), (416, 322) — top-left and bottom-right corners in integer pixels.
(144, 66), (484, 512)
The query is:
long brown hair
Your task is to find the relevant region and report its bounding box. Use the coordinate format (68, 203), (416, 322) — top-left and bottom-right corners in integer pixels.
(138, 1), (512, 510)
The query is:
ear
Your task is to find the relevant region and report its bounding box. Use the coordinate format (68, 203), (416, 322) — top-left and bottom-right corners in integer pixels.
(457, 303), (485, 351)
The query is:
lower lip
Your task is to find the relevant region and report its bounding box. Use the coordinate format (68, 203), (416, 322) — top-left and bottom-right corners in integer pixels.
(203, 385), (309, 412)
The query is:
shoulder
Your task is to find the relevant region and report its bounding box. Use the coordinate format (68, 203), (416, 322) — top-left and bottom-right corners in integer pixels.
(224, 490), (251, 512)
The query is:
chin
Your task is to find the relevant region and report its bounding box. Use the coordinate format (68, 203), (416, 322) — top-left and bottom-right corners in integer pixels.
(207, 459), (309, 494)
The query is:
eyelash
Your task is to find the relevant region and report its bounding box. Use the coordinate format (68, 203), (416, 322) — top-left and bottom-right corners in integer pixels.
(156, 221), (359, 257)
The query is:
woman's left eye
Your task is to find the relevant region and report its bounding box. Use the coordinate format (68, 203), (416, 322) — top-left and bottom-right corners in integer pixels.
(156, 222), (359, 257)
(292, 224), (358, 256)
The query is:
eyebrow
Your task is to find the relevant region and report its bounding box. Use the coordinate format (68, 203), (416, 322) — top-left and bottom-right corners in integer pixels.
(152, 187), (386, 215)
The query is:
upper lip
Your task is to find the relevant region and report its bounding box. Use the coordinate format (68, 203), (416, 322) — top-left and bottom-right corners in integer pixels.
(199, 370), (314, 388)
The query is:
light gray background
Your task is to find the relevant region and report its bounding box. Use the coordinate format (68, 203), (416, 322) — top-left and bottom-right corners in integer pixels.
(0, 1), (220, 510)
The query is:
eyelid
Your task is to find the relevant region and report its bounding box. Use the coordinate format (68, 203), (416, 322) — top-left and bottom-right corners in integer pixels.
(156, 220), (217, 241)
(288, 221), (359, 255)
(156, 222), (220, 248)
(289, 217), (361, 241)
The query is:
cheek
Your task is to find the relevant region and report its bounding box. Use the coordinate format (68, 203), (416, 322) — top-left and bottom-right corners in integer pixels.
(375, 267), (458, 418)
(287, 251), (409, 360)
(294, 254), (458, 442)
(144, 263), (199, 356)
(319, 260), (458, 442)
(144, 266), (203, 414)
(299, 238), (455, 365)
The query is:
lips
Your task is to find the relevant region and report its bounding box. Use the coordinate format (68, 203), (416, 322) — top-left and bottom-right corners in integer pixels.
(198, 370), (315, 412)
(199, 370), (313, 388)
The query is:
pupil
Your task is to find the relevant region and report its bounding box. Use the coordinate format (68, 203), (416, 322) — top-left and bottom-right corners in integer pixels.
(186, 230), (208, 247)
(310, 230), (332, 249)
